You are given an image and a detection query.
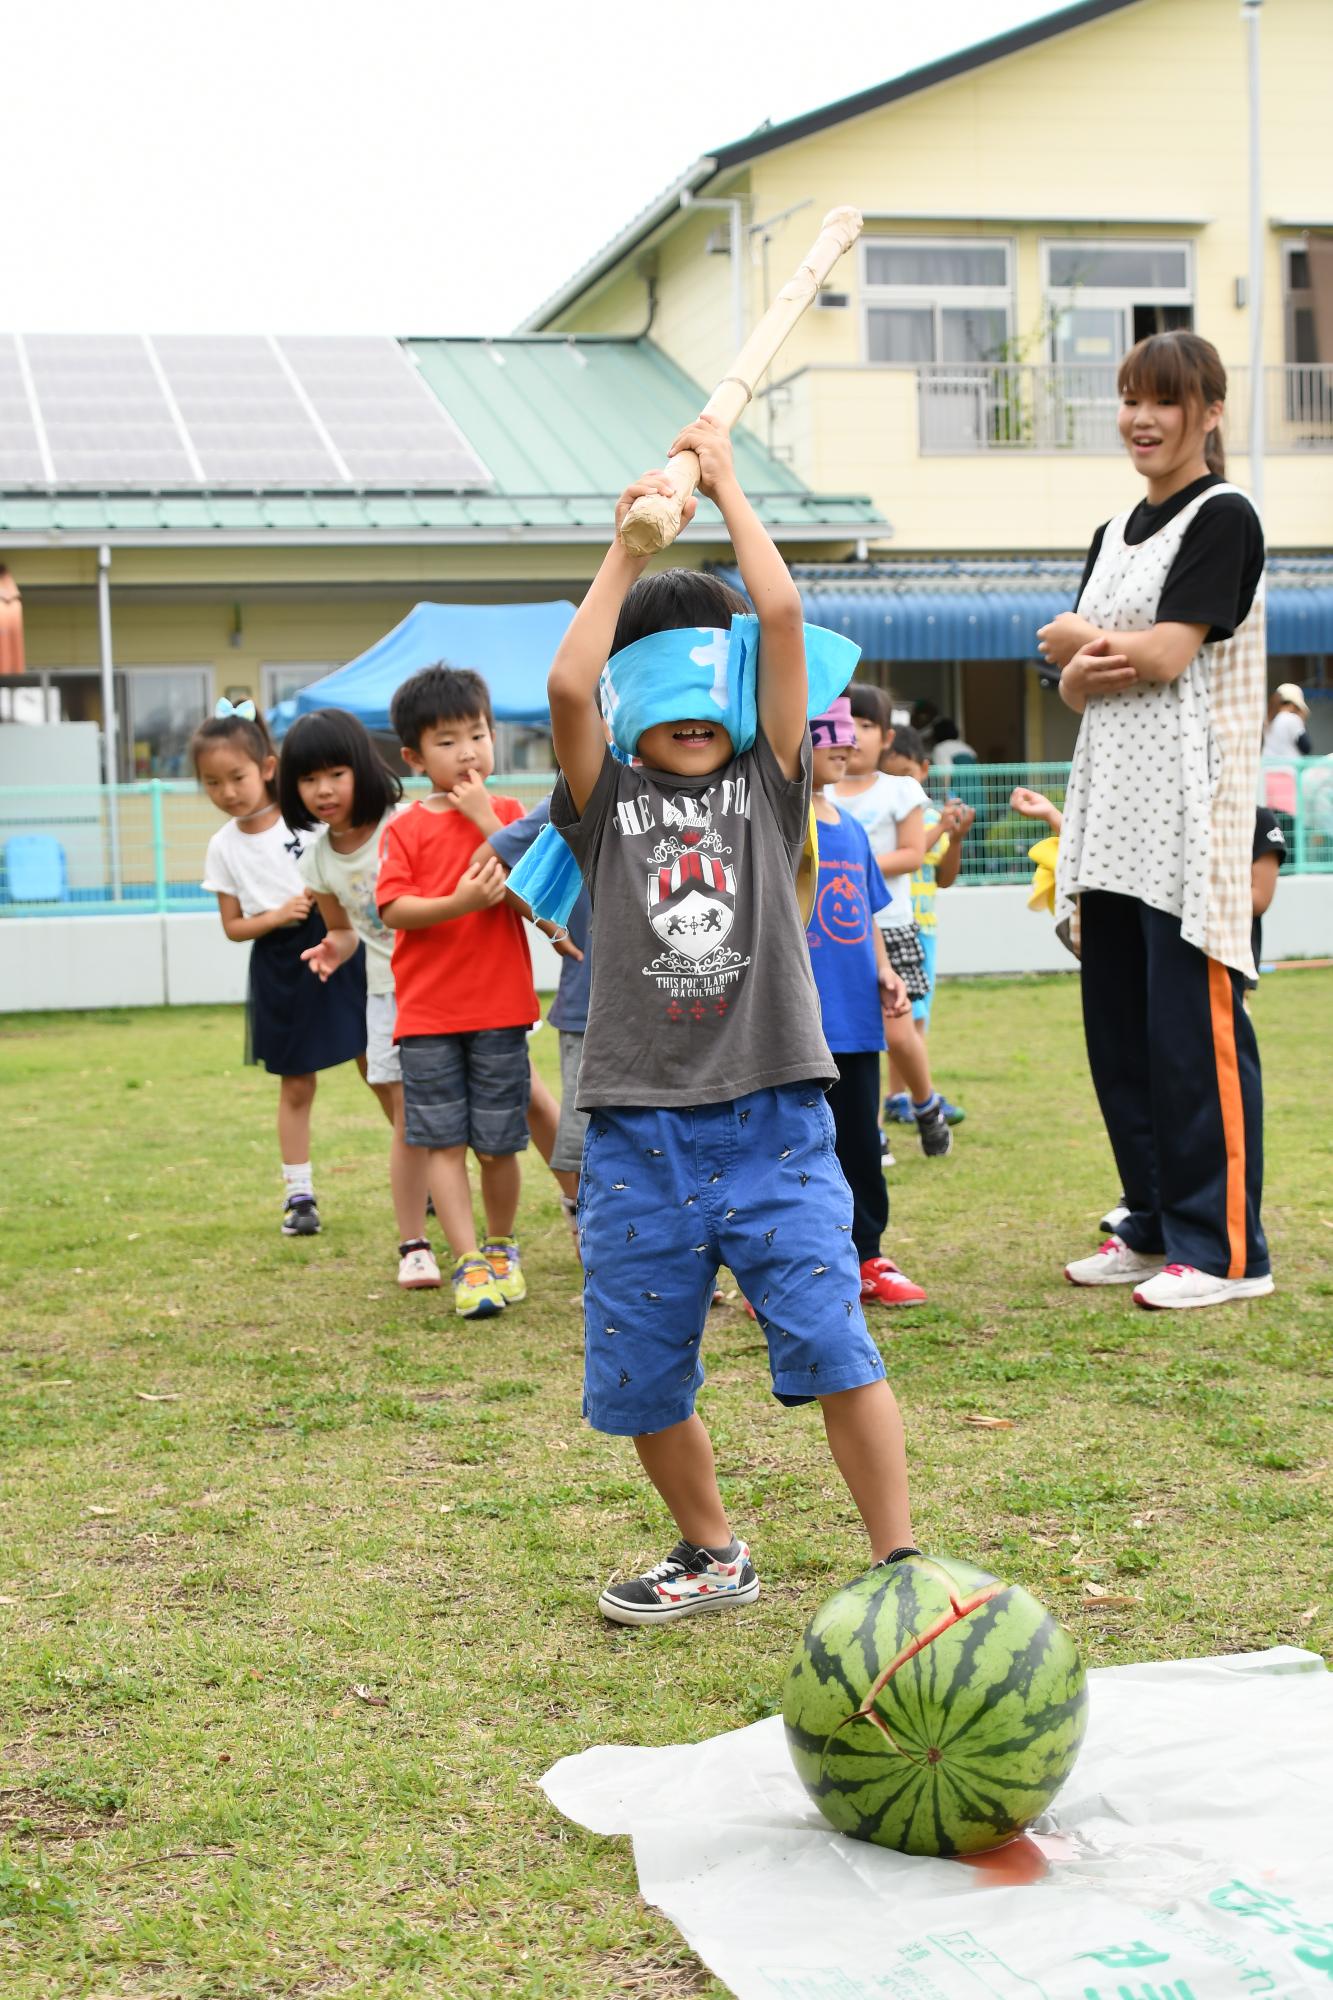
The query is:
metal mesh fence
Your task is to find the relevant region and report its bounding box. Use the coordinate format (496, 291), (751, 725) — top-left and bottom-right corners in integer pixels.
(1, 764), (1328, 916)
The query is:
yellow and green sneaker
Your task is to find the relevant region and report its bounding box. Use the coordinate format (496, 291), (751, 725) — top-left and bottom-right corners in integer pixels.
(482, 1236), (527, 1304)
(452, 1254), (505, 1319)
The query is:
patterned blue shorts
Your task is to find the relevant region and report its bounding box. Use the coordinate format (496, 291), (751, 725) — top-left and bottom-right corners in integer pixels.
(578, 1083), (886, 1437)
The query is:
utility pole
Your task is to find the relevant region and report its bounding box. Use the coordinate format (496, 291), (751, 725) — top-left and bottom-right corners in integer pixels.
(1242, 0), (1264, 517)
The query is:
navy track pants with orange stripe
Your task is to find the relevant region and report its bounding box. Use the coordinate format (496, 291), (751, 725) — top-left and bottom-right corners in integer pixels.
(1079, 891), (1269, 1281)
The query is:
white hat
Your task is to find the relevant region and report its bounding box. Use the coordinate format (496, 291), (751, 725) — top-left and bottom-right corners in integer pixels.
(1275, 682), (1309, 716)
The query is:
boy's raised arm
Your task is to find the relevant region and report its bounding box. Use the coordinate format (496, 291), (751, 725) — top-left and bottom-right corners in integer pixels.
(548, 473), (688, 815)
(670, 415), (807, 779)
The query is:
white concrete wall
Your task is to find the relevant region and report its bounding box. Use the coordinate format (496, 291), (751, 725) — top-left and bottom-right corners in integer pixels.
(0, 910), (568, 1012)
(2, 883), (1328, 1014)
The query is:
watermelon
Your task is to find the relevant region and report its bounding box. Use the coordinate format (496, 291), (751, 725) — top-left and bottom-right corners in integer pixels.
(783, 1554), (1088, 1856)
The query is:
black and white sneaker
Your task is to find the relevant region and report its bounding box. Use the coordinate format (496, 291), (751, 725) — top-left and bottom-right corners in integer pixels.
(915, 1099), (953, 1158)
(281, 1194), (321, 1237)
(598, 1538), (760, 1625)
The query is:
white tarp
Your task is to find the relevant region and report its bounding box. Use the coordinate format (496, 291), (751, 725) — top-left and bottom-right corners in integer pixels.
(542, 1646), (1332, 1999)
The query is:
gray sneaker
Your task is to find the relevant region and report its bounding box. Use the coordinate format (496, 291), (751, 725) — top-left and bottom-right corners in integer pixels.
(915, 1099), (954, 1158)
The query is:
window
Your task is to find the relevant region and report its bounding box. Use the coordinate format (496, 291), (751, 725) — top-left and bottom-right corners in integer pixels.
(261, 663), (335, 712)
(125, 668), (211, 779)
(1283, 238), (1328, 365)
(1, 666), (210, 779)
(1043, 238), (1194, 365)
(863, 237), (1013, 366)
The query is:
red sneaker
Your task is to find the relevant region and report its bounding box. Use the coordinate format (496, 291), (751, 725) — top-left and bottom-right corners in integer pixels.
(859, 1256), (926, 1306)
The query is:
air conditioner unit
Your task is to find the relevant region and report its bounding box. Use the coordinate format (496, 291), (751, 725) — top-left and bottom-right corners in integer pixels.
(814, 289), (850, 310)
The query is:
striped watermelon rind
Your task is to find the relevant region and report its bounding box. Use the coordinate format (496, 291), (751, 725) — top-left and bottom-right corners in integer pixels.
(783, 1554), (1088, 1856)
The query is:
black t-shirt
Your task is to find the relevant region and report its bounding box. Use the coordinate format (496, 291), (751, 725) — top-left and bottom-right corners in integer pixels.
(1249, 806), (1287, 981)
(1076, 474), (1265, 643)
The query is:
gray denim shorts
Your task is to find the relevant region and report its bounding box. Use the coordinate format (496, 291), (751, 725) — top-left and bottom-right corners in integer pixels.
(399, 1027), (531, 1154)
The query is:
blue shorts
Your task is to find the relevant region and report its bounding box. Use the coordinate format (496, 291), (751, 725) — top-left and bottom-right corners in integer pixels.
(911, 929), (938, 1026)
(578, 1084), (886, 1437)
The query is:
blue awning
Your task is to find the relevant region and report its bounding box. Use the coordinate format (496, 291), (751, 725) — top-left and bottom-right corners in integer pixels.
(717, 561), (1333, 662)
(292, 599), (577, 731)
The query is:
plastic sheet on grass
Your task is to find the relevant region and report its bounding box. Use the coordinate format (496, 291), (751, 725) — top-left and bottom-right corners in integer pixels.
(542, 1646), (1332, 1999)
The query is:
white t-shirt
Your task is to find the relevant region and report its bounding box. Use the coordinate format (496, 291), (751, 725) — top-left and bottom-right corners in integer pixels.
(828, 772), (930, 927)
(298, 809), (401, 996)
(931, 736), (975, 769)
(202, 815), (308, 919)
(1262, 709), (1307, 759)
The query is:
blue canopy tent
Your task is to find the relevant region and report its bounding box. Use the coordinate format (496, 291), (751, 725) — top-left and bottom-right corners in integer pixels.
(290, 600), (578, 731)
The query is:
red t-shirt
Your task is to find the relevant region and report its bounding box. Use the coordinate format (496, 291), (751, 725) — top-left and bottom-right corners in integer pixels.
(376, 797), (539, 1038)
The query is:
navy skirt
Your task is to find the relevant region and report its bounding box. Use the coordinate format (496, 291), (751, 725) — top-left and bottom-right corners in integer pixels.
(246, 907), (368, 1077)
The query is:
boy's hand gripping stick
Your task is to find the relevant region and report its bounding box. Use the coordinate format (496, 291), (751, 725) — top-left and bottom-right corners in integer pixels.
(618, 205), (864, 559)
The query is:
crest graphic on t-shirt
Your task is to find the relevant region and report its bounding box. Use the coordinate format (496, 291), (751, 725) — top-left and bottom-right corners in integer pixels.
(648, 852), (737, 962)
(641, 805), (750, 990)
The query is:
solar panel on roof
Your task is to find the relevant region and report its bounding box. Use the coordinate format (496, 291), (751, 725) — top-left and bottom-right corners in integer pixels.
(25, 334), (195, 487)
(277, 336), (492, 489)
(1, 333), (495, 493)
(152, 335), (342, 487)
(0, 337), (50, 485)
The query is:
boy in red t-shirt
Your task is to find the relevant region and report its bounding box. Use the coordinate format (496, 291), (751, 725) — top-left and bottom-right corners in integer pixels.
(378, 665), (539, 1319)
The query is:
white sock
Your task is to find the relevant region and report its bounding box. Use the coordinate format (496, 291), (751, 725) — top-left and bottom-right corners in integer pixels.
(282, 1161), (314, 1199)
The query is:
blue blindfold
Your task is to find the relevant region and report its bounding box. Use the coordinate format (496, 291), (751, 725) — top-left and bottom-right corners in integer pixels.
(509, 617), (861, 928)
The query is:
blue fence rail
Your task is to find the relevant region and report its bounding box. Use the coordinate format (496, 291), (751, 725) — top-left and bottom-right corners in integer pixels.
(1, 764), (1330, 918)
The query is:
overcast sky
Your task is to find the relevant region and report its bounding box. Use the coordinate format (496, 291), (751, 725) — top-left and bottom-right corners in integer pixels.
(3, 0), (1061, 337)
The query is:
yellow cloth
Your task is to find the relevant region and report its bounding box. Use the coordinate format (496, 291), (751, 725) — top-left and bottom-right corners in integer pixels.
(911, 805), (950, 932)
(1028, 834), (1060, 914)
(796, 805), (819, 926)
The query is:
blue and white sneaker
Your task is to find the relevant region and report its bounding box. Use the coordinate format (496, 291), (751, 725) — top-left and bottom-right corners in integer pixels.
(598, 1538), (760, 1625)
(938, 1096), (967, 1126)
(884, 1092), (914, 1125)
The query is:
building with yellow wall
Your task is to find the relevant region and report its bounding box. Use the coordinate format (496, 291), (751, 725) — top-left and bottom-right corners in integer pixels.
(526, 0), (1333, 759)
(2, 0), (1330, 784)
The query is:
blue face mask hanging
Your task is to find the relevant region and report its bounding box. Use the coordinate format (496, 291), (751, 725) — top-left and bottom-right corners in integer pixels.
(507, 616), (862, 928)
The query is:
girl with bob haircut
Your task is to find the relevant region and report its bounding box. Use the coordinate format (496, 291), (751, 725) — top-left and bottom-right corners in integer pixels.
(1038, 329), (1272, 1311)
(279, 708), (439, 1292)
(193, 702), (368, 1238)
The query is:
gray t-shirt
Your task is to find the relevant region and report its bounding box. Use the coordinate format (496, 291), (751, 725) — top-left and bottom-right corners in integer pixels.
(551, 728), (834, 1110)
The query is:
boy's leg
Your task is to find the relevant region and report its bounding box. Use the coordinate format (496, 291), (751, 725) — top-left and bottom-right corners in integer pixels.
(633, 1415), (732, 1550)
(526, 1056), (559, 1165)
(883, 1008), (931, 1102)
(466, 1028), (532, 1301)
(426, 1146), (479, 1259)
(581, 1103), (756, 1624)
(819, 1380), (914, 1562)
(477, 1152), (521, 1237)
(826, 1052), (888, 1263)
(398, 1034), (501, 1310)
(385, 1084), (430, 1246)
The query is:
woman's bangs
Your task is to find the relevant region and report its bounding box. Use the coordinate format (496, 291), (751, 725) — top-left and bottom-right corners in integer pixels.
(1117, 336), (1189, 403)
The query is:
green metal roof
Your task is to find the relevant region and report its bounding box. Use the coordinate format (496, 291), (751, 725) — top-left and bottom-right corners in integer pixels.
(0, 336), (883, 548)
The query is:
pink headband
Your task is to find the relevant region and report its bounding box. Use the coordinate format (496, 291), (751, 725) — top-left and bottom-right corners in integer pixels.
(810, 695), (856, 749)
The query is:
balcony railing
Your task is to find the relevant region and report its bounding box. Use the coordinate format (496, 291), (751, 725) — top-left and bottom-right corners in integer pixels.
(916, 364), (1333, 454)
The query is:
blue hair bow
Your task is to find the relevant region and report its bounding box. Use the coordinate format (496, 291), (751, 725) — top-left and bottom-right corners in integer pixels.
(215, 697), (257, 721)
(508, 616), (861, 926)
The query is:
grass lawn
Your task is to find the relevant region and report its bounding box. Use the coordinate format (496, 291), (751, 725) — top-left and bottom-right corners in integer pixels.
(1, 971), (1330, 1998)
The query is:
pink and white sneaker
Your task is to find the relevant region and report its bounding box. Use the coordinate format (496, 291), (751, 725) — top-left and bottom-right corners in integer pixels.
(1134, 1264), (1275, 1310)
(1065, 1236), (1164, 1287)
(598, 1538), (760, 1625)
